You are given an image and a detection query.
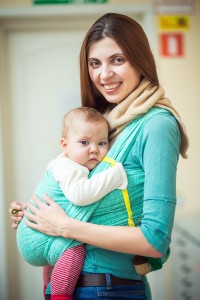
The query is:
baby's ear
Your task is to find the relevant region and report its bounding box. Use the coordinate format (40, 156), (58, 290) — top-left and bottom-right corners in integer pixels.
(60, 138), (67, 153)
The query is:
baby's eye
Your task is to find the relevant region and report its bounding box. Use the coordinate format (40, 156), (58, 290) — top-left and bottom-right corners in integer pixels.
(80, 140), (89, 146)
(99, 141), (108, 146)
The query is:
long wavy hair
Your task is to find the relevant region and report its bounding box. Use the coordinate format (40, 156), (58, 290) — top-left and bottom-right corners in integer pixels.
(79, 13), (159, 112)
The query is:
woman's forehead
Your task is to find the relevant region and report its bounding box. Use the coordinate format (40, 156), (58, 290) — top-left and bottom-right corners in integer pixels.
(88, 37), (122, 59)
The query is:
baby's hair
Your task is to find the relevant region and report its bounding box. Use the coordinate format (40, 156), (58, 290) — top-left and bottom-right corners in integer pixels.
(62, 107), (108, 138)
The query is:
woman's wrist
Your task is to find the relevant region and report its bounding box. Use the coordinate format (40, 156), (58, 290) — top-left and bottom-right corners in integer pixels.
(57, 215), (72, 238)
(59, 216), (82, 240)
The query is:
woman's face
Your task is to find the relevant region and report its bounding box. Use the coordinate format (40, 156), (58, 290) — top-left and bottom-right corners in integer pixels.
(88, 37), (141, 105)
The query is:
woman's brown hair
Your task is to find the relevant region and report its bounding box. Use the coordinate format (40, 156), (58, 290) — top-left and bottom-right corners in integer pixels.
(80, 13), (159, 112)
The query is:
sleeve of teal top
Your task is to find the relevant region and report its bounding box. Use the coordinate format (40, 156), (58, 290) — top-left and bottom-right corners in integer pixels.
(135, 113), (181, 254)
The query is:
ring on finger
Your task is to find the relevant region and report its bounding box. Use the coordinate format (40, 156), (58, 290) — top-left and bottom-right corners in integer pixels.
(11, 209), (19, 216)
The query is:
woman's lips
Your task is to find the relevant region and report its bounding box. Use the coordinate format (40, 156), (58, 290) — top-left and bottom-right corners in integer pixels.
(103, 82), (122, 93)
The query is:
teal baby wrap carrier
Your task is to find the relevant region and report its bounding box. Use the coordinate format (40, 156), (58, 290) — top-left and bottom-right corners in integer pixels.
(16, 108), (170, 268)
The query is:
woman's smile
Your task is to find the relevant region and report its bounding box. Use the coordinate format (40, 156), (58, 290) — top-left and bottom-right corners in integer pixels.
(103, 82), (122, 92)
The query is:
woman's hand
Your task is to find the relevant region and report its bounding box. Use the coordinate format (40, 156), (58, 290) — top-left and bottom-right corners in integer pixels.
(24, 194), (71, 237)
(9, 201), (26, 229)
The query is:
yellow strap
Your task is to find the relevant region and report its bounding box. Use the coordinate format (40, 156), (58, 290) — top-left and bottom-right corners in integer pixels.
(122, 190), (135, 227)
(102, 156), (135, 227)
(102, 156), (117, 167)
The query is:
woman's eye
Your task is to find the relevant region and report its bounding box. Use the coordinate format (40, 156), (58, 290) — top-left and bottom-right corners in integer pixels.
(89, 60), (100, 69)
(113, 56), (124, 64)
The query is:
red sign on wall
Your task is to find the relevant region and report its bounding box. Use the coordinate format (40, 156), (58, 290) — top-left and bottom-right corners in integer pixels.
(159, 33), (184, 57)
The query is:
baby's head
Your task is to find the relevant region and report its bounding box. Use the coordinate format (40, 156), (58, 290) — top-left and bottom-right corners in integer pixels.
(61, 107), (109, 170)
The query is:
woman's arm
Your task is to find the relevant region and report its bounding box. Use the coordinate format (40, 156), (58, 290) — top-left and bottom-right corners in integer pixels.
(138, 114), (180, 254)
(24, 194), (162, 258)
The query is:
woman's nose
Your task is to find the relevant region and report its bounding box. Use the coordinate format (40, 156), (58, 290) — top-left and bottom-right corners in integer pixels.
(100, 65), (113, 80)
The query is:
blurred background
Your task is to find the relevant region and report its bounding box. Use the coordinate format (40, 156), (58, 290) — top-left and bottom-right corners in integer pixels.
(0, 0), (199, 299)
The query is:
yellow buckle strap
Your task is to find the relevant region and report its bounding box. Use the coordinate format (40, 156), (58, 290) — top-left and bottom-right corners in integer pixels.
(102, 156), (117, 166)
(102, 156), (135, 227)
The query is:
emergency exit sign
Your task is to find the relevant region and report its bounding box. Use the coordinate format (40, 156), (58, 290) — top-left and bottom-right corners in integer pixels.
(33, 0), (107, 4)
(160, 33), (184, 57)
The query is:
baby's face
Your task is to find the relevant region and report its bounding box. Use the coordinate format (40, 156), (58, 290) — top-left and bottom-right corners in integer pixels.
(65, 119), (109, 170)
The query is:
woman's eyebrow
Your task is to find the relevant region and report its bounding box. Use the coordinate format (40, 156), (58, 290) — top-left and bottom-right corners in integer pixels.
(88, 52), (124, 61)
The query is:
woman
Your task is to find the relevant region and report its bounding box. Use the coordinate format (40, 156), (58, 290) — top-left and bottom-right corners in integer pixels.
(10, 13), (189, 300)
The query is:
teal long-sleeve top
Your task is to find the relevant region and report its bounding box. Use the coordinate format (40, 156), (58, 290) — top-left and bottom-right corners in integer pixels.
(82, 112), (181, 280)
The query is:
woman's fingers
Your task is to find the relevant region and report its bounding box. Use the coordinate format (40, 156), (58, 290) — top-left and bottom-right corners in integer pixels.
(11, 215), (23, 223)
(42, 194), (55, 206)
(9, 201), (23, 215)
(31, 194), (46, 209)
(31, 194), (55, 210)
(24, 194), (69, 236)
(24, 207), (37, 222)
(26, 200), (40, 215)
(25, 219), (38, 230)
(12, 222), (19, 229)
(9, 201), (25, 228)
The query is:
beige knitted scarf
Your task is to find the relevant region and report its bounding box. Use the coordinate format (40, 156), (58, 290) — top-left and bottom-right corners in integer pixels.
(105, 79), (189, 158)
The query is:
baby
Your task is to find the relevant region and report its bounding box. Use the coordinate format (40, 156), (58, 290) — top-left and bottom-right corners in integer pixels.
(16, 107), (127, 300)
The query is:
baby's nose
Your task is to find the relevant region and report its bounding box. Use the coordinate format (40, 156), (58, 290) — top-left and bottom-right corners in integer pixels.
(90, 144), (98, 153)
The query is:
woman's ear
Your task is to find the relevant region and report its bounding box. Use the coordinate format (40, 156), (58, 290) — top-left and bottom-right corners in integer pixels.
(60, 138), (67, 154)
